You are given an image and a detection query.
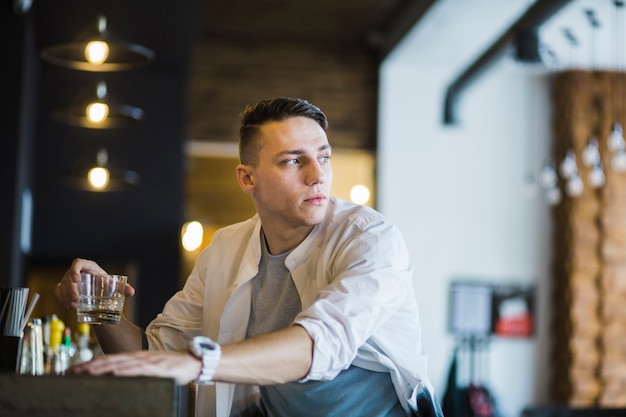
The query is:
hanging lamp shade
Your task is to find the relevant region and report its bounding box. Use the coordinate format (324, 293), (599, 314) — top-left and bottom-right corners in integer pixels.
(52, 80), (144, 128)
(64, 148), (140, 192)
(40, 13), (155, 72)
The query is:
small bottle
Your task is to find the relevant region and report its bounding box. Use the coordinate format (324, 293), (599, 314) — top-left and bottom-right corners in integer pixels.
(41, 315), (52, 366)
(42, 315), (51, 347)
(18, 318), (44, 375)
(60, 327), (73, 368)
(45, 316), (70, 375)
(72, 323), (94, 365)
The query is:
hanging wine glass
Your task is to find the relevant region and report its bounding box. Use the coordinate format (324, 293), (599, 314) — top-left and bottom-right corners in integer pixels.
(582, 137), (601, 167)
(609, 1), (625, 168)
(612, 147), (626, 172)
(559, 149), (578, 179)
(588, 161), (606, 188)
(566, 172), (584, 197)
(608, 122), (625, 153)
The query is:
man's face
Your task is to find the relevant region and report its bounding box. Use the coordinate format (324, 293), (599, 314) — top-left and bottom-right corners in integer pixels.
(240, 116), (333, 231)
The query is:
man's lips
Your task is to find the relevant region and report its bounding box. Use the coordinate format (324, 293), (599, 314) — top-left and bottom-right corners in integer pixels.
(305, 194), (327, 204)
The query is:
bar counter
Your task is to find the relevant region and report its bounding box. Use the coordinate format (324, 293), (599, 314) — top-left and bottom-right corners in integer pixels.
(0, 373), (189, 417)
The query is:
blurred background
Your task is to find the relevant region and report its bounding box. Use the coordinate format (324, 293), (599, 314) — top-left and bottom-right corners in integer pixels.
(3, 1), (626, 416)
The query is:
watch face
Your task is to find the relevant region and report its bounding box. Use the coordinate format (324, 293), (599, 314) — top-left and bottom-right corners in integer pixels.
(199, 342), (216, 351)
(192, 336), (218, 353)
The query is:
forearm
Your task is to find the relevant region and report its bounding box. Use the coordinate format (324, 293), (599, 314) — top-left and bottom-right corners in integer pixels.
(93, 315), (145, 353)
(214, 324), (313, 385)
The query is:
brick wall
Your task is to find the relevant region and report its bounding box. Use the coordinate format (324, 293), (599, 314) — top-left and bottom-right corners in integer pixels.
(186, 37), (379, 150)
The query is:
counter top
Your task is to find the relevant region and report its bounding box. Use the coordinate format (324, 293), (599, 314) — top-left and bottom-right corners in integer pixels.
(0, 373), (189, 417)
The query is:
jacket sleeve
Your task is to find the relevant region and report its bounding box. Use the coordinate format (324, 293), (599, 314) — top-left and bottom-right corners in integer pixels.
(294, 212), (415, 381)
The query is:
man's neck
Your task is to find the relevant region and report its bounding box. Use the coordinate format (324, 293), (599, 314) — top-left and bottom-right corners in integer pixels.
(261, 223), (314, 256)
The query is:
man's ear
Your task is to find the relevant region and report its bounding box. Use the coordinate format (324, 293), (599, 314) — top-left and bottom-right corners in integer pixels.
(236, 164), (254, 194)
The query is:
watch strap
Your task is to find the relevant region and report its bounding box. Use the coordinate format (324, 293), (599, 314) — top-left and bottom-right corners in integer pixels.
(189, 336), (221, 384)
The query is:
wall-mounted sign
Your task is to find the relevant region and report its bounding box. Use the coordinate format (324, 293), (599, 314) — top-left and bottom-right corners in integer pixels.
(449, 282), (493, 336)
(448, 280), (535, 339)
(491, 284), (534, 338)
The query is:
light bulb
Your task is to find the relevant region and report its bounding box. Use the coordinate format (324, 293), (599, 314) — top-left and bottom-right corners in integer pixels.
(559, 150), (578, 179)
(88, 167), (110, 190)
(612, 148), (626, 172)
(86, 102), (109, 123)
(545, 187), (562, 206)
(608, 123), (625, 153)
(96, 81), (108, 99)
(588, 164), (605, 188)
(96, 148), (108, 166)
(181, 221), (203, 252)
(565, 174), (584, 197)
(350, 184), (370, 205)
(582, 138), (600, 167)
(97, 14), (107, 34)
(84, 40), (110, 64)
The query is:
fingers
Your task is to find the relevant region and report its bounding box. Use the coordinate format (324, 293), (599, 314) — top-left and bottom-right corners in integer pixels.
(54, 282), (75, 310)
(55, 269), (79, 309)
(71, 258), (108, 276)
(55, 258), (108, 309)
(68, 353), (140, 375)
(66, 351), (199, 386)
(123, 283), (135, 298)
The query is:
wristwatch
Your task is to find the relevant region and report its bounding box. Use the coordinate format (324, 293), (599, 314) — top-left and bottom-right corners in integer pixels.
(188, 336), (221, 384)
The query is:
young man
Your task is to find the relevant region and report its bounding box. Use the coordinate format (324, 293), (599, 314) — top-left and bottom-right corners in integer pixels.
(55, 97), (442, 417)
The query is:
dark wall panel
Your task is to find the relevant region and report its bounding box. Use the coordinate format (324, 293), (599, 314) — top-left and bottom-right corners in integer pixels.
(23, 0), (204, 328)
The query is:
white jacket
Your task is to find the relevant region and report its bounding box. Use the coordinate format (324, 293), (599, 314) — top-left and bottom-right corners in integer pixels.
(146, 197), (434, 417)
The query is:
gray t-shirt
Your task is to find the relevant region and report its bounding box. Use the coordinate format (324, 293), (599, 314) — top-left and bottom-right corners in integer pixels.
(244, 230), (407, 417)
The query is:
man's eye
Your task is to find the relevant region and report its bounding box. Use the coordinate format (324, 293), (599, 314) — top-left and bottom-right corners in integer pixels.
(285, 159), (299, 165)
(320, 155), (331, 163)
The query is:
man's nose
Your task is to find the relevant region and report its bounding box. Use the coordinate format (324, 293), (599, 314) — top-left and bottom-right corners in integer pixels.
(306, 160), (327, 185)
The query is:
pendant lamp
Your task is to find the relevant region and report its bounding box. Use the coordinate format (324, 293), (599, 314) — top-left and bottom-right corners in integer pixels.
(65, 148), (140, 192)
(52, 80), (144, 128)
(41, 13), (155, 72)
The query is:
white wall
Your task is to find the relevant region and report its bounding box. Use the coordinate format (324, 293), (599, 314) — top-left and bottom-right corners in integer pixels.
(378, 55), (555, 417)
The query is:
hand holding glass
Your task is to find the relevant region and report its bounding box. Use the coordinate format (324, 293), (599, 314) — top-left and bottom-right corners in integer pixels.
(77, 274), (127, 324)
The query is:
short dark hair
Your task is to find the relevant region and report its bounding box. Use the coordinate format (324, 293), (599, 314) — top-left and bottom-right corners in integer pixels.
(239, 97), (328, 166)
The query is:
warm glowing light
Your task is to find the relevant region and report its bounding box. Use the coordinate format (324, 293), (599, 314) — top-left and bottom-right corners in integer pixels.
(84, 40), (109, 64)
(182, 221), (204, 252)
(86, 102), (109, 123)
(88, 167), (110, 190)
(350, 184), (370, 205)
